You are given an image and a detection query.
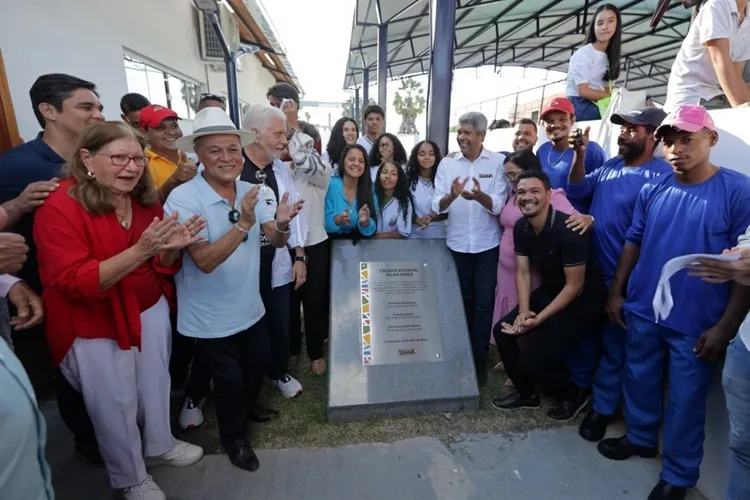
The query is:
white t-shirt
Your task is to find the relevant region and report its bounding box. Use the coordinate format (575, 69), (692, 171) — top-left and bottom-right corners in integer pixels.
(665, 0), (750, 111)
(356, 135), (374, 155)
(376, 197), (413, 237)
(566, 43), (609, 97)
(410, 178), (446, 239)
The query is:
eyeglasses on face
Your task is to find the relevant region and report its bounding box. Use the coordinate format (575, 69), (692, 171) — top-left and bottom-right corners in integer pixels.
(96, 153), (150, 167)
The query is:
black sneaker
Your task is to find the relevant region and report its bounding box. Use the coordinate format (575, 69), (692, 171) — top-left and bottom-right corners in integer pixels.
(647, 479), (687, 500)
(491, 391), (540, 410)
(578, 408), (610, 442)
(225, 439), (260, 472)
(547, 390), (589, 422)
(598, 435), (658, 461)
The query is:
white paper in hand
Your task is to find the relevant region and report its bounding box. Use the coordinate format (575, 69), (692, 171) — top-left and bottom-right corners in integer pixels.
(653, 253), (740, 322)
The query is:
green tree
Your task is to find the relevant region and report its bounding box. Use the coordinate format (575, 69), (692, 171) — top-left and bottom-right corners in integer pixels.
(393, 78), (425, 135)
(341, 95), (376, 118)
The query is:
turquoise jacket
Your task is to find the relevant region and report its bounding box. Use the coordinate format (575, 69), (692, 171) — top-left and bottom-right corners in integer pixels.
(324, 176), (377, 237)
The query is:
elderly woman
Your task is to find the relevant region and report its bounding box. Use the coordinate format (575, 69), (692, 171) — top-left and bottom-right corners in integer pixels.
(33, 121), (204, 500)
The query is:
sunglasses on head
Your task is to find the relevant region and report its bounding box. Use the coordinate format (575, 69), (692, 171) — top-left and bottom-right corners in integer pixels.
(200, 93), (226, 103)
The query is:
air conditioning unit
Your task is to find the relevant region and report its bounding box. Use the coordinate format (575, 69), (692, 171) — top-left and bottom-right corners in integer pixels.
(198, 3), (240, 62)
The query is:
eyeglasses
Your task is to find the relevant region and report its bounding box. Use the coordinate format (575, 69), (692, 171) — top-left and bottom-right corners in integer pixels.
(96, 153), (150, 167)
(379, 142), (394, 150)
(255, 169), (268, 193)
(200, 93), (225, 103)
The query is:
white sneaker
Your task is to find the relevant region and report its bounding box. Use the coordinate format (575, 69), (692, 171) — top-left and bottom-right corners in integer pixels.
(179, 397), (205, 430)
(146, 439), (204, 468)
(272, 373), (303, 398)
(119, 476), (165, 500)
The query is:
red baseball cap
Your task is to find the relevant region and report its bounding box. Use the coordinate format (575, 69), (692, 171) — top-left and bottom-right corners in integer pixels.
(541, 97), (575, 121)
(655, 105), (715, 139)
(138, 105), (179, 129)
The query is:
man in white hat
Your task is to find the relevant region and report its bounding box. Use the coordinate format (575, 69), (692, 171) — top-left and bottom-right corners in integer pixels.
(164, 107), (303, 473)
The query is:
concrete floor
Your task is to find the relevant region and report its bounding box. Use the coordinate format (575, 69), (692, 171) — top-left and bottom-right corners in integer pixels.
(44, 400), (707, 500)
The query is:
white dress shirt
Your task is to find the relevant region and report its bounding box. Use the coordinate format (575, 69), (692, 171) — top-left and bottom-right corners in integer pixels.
(270, 160), (308, 289)
(432, 147), (507, 254)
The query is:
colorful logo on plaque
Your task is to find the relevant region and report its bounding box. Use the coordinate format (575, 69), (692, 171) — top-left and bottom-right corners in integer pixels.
(360, 262), (371, 365)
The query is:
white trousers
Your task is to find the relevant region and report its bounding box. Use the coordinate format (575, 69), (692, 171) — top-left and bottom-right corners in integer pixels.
(60, 295), (174, 489)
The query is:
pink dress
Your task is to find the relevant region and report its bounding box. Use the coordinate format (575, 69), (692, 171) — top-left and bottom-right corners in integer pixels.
(489, 189), (578, 345)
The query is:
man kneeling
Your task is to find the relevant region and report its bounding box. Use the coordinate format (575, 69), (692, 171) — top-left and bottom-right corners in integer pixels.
(492, 170), (605, 420)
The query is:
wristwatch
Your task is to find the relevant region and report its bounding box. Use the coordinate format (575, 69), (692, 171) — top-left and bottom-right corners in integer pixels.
(295, 256), (308, 264)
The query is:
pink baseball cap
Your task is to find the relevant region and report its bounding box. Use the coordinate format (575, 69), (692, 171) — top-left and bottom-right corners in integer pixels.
(655, 105), (715, 139)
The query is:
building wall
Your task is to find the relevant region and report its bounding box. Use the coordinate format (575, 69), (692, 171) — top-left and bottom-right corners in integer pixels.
(0, 0), (276, 140)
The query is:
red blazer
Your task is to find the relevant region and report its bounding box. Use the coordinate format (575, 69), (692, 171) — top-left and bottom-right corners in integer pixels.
(34, 178), (179, 366)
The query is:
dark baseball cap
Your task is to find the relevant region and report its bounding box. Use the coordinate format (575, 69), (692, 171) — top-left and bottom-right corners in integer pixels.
(610, 107), (667, 128)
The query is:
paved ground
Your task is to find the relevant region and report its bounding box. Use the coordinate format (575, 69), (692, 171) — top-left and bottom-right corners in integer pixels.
(45, 400), (705, 500)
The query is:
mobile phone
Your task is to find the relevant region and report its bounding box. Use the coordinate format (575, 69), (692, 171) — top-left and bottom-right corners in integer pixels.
(572, 128), (584, 148)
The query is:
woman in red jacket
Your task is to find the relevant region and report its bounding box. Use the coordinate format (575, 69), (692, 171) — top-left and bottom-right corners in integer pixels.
(34, 121), (204, 500)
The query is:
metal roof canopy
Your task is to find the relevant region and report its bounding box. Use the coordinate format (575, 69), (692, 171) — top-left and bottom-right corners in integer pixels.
(344, 0), (694, 100)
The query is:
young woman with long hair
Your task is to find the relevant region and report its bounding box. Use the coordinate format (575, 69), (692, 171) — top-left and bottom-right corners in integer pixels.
(325, 117), (359, 171)
(405, 140), (447, 238)
(374, 160), (413, 238)
(367, 133), (407, 182)
(565, 4), (622, 121)
(324, 144), (377, 238)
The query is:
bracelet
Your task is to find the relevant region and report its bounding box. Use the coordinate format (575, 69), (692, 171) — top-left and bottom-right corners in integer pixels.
(234, 223), (249, 233)
(275, 221), (290, 234)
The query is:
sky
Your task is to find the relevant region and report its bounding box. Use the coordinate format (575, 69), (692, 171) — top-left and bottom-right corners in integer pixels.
(257, 0), (566, 138)
(259, 0), (353, 103)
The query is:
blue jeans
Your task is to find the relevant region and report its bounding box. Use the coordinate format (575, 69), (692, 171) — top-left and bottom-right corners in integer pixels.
(623, 312), (715, 488)
(723, 338), (750, 500)
(451, 247), (499, 366)
(570, 96), (601, 121)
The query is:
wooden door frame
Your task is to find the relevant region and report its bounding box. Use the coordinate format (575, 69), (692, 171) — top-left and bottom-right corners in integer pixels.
(0, 48), (22, 154)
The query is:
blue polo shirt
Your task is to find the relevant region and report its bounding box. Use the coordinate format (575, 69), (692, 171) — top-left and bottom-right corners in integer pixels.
(0, 133), (65, 294)
(324, 176), (377, 237)
(164, 174), (275, 339)
(567, 156), (672, 282)
(0, 339), (54, 500)
(537, 140), (605, 214)
(624, 169), (750, 337)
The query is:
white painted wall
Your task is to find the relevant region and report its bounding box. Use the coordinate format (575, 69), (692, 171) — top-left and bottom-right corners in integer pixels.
(0, 0), (277, 140)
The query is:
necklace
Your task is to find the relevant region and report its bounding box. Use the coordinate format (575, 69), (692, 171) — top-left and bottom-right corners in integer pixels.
(115, 198), (131, 228)
(546, 143), (570, 166)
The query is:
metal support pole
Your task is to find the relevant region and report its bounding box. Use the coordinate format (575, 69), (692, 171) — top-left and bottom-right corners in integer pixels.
(362, 67), (370, 112)
(354, 87), (361, 122)
(377, 24), (388, 121)
(512, 92), (519, 124)
(208, 11), (240, 126)
(538, 84), (547, 123)
(426, 0), (456, 154)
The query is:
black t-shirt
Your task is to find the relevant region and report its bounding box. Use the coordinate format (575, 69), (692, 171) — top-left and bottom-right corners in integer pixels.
(513, 208), (605, 312)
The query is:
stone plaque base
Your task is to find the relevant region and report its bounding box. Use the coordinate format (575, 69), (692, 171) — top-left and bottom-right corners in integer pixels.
(327, 239), (480, 422)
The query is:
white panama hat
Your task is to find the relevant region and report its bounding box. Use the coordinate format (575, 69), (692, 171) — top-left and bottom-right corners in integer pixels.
(175, 107), (257, 152)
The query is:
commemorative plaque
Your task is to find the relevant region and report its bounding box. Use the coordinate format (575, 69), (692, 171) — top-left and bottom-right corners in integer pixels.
(359, 261), (443, 366)
(327, 239), (480, 422)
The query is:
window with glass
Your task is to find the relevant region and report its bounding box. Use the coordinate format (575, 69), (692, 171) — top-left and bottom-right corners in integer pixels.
(124, 55), (202, 118)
